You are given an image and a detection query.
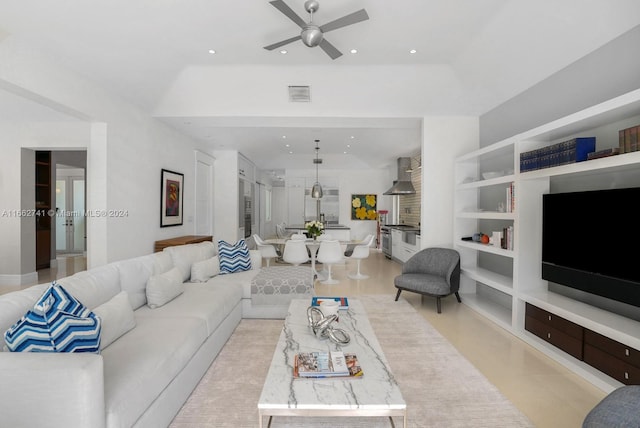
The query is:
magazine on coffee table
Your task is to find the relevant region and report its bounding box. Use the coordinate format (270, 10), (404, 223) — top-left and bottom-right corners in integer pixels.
(311, 296), (349, 310)
(294, 351), (363, 378)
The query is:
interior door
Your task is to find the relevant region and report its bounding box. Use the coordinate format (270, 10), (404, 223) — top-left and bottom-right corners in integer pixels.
(55, 175), (86, 254)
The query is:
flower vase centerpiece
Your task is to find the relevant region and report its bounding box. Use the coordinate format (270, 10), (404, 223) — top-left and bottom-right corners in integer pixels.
(305, 220), (324, 240)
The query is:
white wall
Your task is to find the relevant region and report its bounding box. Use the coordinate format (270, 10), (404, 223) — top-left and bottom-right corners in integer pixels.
(0, 37), (206, 283)
(421, 116), (479, 249)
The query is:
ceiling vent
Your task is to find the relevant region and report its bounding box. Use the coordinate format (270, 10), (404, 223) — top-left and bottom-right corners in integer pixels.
(288, 85), (311, 102)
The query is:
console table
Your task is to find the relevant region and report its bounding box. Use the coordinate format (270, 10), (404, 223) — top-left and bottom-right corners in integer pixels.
(154, 235), (212, 252)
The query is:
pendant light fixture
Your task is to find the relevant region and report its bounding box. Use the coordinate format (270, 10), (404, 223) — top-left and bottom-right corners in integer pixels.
(311, 139), (323, 199)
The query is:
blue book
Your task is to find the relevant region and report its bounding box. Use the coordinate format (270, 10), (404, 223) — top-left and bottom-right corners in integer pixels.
(311, 296), (349, 309)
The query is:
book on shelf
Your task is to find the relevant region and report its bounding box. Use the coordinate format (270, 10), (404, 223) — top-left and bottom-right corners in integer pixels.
(619, 124), (640, 153)
(587, 147), (620, 160)
(293, 351), (363, 378)
(311, 296), (349, 310)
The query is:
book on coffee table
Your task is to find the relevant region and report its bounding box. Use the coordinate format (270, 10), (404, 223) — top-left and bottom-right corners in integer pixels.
(294, 351), (362, 378)
(311, 296), (349, 310)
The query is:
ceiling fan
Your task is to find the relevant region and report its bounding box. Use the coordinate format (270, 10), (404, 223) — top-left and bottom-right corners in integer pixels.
(264, 0), (369, 60)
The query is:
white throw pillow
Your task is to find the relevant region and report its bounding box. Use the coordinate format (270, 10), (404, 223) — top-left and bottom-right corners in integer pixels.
(93, 291), (136, 350)
(191, 256), (220, 282)
(146, 267), (184, 309)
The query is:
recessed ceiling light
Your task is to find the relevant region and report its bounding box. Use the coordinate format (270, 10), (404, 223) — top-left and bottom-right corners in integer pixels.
(280, 49), (287, 55)
(343, 151), (348, 154)
(288, 151), (293, 154)
(350, 49), (358, 54)
(282, 135), (287, 139)
(285, 144), (290, 147)
(350, 136), (355, 139)
(208, 49), (216, 54)
(409, 49), (417, 54)
(347, 144), (351, 148)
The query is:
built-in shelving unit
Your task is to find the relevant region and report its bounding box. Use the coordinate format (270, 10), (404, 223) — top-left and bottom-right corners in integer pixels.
(35, 151), (51, 269)
(454, 88), (640, 392)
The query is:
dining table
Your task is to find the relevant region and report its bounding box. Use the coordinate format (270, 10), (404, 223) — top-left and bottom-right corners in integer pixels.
(264, 237), (358, 280)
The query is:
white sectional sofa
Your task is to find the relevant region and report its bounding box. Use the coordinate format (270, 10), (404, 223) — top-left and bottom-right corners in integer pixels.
(0, 241), (313, 428)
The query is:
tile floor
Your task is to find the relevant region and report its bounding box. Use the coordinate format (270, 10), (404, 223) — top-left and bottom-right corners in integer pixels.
(17, 248), (606, 427)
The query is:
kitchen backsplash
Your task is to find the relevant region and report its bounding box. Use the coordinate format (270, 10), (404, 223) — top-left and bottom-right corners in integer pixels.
(398, 156), (421, 227)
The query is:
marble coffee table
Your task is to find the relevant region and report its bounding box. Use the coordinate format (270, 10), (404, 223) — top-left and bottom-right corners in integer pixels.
(258, 298), (406, 427)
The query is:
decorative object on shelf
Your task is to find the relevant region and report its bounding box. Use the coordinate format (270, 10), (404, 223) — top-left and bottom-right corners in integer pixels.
(481, 171), (504, 180)
(304, 220), (324, 239)
(160, 169), (184, 227)
(351, 194), (377, 220)
(311, 140), (323, 199)
(306, 306), (350, 345)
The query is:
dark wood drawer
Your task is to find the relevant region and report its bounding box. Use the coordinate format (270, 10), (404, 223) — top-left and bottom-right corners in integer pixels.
(584, 343), (640, 385)
(525, 303), (583, 339)
(584, 329), (640, 367)
(525, 315), (583, 360)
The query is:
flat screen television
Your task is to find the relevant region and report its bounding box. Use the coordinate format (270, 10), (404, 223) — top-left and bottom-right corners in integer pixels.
(542, 187), (640, 308)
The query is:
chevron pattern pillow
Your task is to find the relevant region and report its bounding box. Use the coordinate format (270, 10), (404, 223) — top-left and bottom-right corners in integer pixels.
(4, 282), (101, 353)
(217, 239), (252, 274)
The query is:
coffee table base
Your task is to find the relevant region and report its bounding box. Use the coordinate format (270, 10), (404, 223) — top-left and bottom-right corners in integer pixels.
(259, 408), (407, 428)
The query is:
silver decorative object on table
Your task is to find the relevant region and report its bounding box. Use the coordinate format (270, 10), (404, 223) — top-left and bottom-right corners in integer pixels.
(306, 306), (350, 345)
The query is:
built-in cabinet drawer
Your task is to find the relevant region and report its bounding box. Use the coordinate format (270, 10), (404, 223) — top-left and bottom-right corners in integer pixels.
(584, 329), (640, 385)
(525, 303), (584, 360)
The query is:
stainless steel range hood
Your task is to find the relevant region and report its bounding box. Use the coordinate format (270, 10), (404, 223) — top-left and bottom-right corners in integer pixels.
(383, 157), (416, 195)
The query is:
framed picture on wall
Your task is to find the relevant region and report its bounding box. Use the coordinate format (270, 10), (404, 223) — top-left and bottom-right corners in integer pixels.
(160, 169), (184, 227)
(351, 194), (377, 220)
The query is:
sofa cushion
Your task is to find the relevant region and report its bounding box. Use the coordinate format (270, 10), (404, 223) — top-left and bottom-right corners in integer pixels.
(93, 291), (136, 350)
(56, 264), (121, 311)
(151, 251), (174, 275)
(191, 256), (220, 282)
(146, 267), (184, 309)
(218, 239), (252, 274)
(136, 282), (242, 335)
(101, 316), (208, 428)
(4, 283), (101, 353)
(164, 241), (216, 282)
(116, 255), (155, 310)
(0, 284), (49, 347)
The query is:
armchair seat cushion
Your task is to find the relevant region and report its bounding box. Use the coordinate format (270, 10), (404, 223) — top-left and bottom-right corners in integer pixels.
(394, 273), (450, 296)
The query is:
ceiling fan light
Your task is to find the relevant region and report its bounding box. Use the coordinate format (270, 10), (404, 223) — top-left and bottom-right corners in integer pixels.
(301, 25), (323, 47)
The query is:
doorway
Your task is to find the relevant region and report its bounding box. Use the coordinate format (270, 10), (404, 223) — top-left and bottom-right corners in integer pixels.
(55, 166), (86, 255)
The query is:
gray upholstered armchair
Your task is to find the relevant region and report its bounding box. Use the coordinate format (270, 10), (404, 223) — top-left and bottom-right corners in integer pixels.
(394, 247), (461, 313)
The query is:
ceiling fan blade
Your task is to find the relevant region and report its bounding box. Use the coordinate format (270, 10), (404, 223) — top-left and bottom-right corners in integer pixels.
(269, 0), (307, 28)
(319, 39), (342, 60)
(264, 35), (302, 51)
(319, 9), (369, 33)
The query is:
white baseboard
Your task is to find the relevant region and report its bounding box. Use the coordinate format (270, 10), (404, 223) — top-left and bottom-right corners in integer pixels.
(0, 271), (38, 290)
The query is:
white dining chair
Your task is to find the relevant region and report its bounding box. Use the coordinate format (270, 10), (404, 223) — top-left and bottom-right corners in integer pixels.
(253, 234), (280, 267)
(282, 239), (309, 266)
(347, 234), (375, 279)
(316, 239), (344, 284)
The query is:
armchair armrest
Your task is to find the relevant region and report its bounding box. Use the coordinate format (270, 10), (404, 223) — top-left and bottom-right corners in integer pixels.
(0, 352), (105, 428)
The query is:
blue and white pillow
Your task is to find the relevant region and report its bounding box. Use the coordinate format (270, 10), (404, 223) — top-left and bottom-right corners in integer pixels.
(217, 239), (252, 274)
(4, 282), (101, 353)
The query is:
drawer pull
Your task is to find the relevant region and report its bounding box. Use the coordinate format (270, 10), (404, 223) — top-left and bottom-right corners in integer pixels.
(625, 372), (629, 380)
(548, 315), (552, 321)
(547, 333), (551, 339)
(626, 348), (630, 357)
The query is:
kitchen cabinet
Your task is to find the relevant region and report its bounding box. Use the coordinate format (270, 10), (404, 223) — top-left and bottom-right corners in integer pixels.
(286, 178), (305, 225)
(454, 87), (640, 392)
(391, 229), (402, 261)
(391, 229), (419, 263)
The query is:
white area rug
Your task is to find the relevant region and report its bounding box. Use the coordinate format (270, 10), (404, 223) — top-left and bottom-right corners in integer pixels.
(170, 296), (533, 427)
